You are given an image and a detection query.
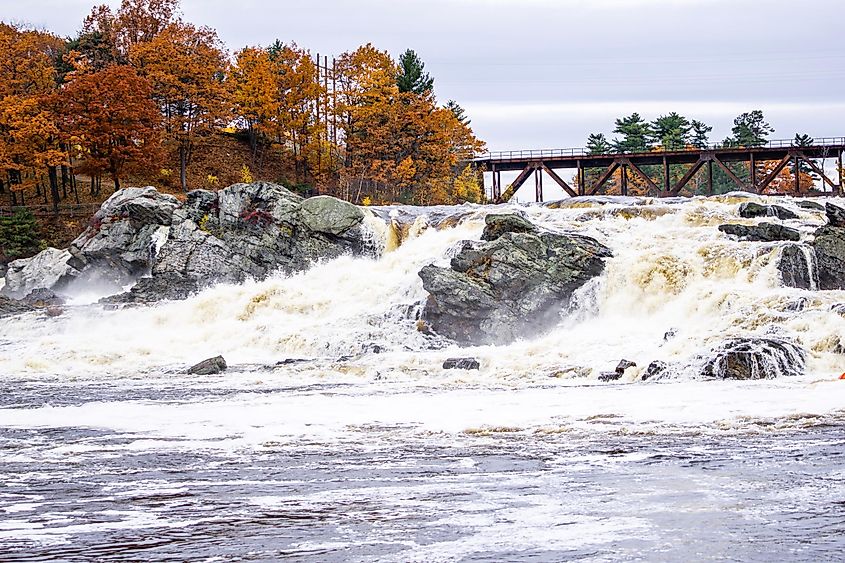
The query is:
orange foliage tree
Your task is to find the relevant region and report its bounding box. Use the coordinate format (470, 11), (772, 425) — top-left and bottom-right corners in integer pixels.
(130, 22), (230, 191)
(55, 65), (162, 193)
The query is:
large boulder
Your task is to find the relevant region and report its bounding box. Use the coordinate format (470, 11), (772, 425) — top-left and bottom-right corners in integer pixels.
(738, 202), (798, 220)
(0, 295), (35, 318)
(419, 213), (611, 345)
(718, 222), (800, 242)
(812, 225), (845, 290)
(825, 202), (845, 227)
(300, 195), (364, 236)
(777, 244), (816, 290)
(1, 247), (75, 299)
(700, 337), (805, 380)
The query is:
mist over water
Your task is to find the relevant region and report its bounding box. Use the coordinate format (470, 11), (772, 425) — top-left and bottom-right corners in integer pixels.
(2, 194), (845, 561)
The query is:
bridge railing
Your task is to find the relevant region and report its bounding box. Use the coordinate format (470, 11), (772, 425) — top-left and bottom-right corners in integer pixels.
(475, 136), (845, 162)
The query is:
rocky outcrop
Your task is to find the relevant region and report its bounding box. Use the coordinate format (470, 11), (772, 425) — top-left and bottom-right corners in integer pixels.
(419, 213), (611, 346)
(187, 355), (227, 375)
(1, 248), (76, 299)
(700, 337), (805, 380)
(443, 357), (480, 370)
(738, 202), (798, 220)
(718, 222), (800, 242)
(481, 213), (537, 241)
(777, 244), (816, 290)
(2, 183), (377, 304)
(796, 200), (824, 211)
(0, 295), (35, 318)
(805, 203), (845, 290)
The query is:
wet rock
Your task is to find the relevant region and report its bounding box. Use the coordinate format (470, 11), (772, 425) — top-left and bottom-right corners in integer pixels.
(738, 202), (798, 221)
(831, 303), (845, 316)
(777, 244), (816, 290)
(718, 222), (800, 242)
(23, 288), (65, 307)
(276, 358), (311, 366)
(663, 329), (677, 341)
(642, 360), (669, 381)
(796, 200), (824, 211)
(615, 359), (636, 374)
(443, 357), (480, 370)
(45, 305), (64, 317)
(825, 202), (845, 228)
(700, 337), (805, 380)
(598, 371), (622, 382)
(784, 297), (810, 312)
(0, 295), (35, 318)
(187, 355), (227, 375)
(363, 343), (384, 354)
(100, 274), (199, 305)
(419, 215), (611, 346)
(810, 226), (845, 290)
(1, 247), (75, 299)
(481, 213), (538, 241)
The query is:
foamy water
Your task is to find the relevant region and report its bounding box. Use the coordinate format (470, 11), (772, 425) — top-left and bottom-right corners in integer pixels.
(2, 194), (845, 561)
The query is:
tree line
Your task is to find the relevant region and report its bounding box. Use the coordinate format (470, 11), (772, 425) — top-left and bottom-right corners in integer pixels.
(579, 110), (820, 195)
(0, 0), (485, 211)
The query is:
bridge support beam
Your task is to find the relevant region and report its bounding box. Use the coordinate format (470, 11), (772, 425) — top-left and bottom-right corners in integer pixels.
(750, 153), (757, 192)
(495, 163), (536, 203)
(712, 155), (749, 191)
(542, 164), (578, 198)
(757, 153), (792, 193)
(670, 159), (706, 196)
(623, 158), (659, 195)
(587, 162), (620, 196)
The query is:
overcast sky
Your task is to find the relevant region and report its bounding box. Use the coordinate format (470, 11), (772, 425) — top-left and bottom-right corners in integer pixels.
(4, 0), (844, 152)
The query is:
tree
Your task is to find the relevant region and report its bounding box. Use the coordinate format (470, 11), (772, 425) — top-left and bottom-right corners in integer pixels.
(612, 113), (652, 153)
(55, 65), (162, 192)
(690, 120), (712, 149)
(115, 0), (180, 56)
(651, 112), (691, 150)
(130, 22), (230, 191)
(396, 49), (433, 95)
(0, 208), (41, 261)
(586, 133), (612, 155)
(445, 100), (469, 125)
(231, 46), (279, 155)
(729, 110), (773, 147)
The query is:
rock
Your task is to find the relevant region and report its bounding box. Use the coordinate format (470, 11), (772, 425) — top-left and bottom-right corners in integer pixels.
(45, 305), (64, 317)
(276, 358), (311, 366)
(300, 195), (365, 236)
(784, 297), (810, 312)
(68, 187), (179, 287)
(363, 343), (384, 354)
(810, 226), (845, 290)
(187, 355), (227, 375)
(642, 360), (669, 381)
(663, 329), (677, 341)
(777, 244), (817, 290)
(443, 357), (480, 370)
(738, 202), (798, 220)
(825, 202), (845, 227)
(5, 183), (379, 305)
(796, 200), (824, 211)
(100, 274), (199, 305)
(615, 359), (636, 374)
(1, 248), (75, 299)
(0, 295), (35, 318)
(700, 337), (805, 380)
(419, 216), (611, 345)
(718, 222), (800, 242)
(22, 288), (64, 307)
(481, 213), (538, 242)
(598, 371), (622, 382)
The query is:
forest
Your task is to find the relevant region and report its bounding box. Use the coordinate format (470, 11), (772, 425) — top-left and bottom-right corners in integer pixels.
(0, 0), (485, 216)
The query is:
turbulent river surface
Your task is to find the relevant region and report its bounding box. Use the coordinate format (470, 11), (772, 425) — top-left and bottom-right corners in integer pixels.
(2, 194), (845, 561)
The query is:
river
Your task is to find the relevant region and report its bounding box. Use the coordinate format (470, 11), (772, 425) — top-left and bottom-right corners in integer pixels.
(1, 194), (844, 561)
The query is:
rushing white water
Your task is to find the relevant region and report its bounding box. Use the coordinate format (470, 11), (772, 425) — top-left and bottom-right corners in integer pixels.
(2, 193), (845, 560)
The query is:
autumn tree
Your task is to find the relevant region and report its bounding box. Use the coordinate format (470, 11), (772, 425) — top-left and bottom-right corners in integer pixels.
(231, 46), (279, 156)
(55, 65), (162, 192)
(130, 22), (230, 191)
(115, 0), (180, 56)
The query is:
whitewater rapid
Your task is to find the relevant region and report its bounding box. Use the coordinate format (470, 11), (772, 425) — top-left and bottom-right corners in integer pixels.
(2, 193), (845, 560)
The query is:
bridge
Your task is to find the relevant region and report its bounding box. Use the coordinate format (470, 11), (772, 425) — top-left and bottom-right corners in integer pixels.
(474, 137), (845, 203)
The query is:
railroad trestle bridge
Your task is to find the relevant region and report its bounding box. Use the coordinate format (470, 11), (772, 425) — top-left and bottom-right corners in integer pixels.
(474, 138), (845, 203)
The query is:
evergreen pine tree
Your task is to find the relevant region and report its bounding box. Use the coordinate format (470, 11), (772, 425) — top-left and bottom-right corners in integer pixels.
(612, 113), (652, 153)
(0, 209), (42, 261)
(396, 49), (433, 95)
